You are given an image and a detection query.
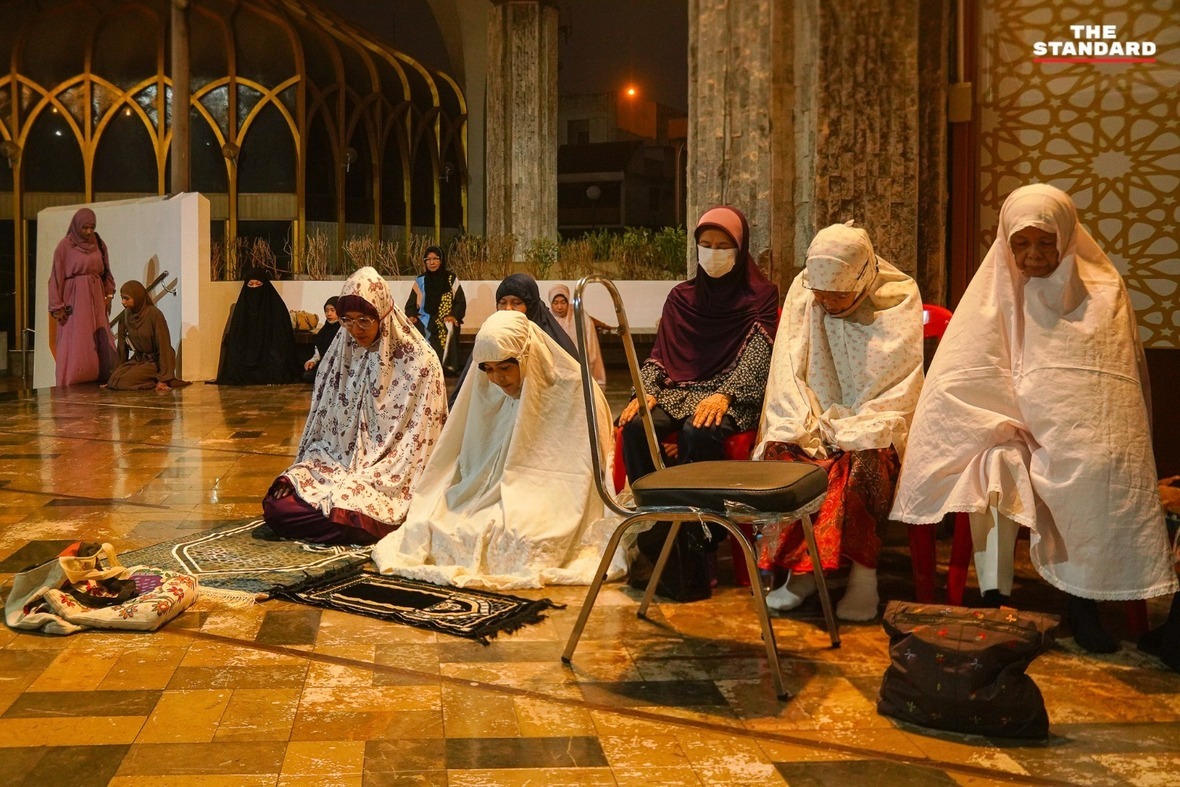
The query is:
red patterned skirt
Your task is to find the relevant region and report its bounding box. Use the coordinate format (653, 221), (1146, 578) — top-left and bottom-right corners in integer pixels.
(759, 442), (900, 572)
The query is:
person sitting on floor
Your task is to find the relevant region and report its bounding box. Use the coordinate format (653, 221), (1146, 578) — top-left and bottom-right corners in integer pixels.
(891, 183), (1178, 652)
(302, 296), (341, 383)
(262, 267), (447, 545)
(106, 280), (184, 392)
(372, 309), (619, 589)
(755, 222), (924, 621)
(549, 284), (606, 386)
(447, 272), (579, 406)
(215, 267), (301, 385)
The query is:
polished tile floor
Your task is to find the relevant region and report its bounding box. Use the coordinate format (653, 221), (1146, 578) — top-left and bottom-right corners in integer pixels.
(0, 379), (1178, 786)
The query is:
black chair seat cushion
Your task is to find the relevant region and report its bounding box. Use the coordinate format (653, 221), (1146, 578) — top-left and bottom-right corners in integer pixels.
(630, 461), (827, 513)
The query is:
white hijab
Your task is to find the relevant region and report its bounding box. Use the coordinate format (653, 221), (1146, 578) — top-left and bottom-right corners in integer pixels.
(373, 310), (619, 589)
(756, 223), (924, 459)
(891, 184), (1176, 601)
(282, 267), (447, 526)
(548, 284), (606, 385)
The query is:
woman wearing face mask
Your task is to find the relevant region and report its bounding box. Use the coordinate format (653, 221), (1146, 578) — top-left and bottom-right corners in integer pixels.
(618, 206), (779, 482)
(892, 184), (1177, 652)
(755, 223), (924, 620)
(372, 310), (618, 589)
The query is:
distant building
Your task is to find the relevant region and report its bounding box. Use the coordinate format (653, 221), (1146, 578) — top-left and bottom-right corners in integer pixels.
(557, 92), (686, 234)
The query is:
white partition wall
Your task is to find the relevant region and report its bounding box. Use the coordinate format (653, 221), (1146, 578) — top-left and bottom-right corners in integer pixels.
(34, 194), (210, 389)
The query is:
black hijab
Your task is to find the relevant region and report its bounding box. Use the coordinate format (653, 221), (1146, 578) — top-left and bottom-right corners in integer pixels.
(421, 245), (452, 319)
(216, 267), (300, 384)
(495, 273), (578, 357)
(313, 296), (341, 358)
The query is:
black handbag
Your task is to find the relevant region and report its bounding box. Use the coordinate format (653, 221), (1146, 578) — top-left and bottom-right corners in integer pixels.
(877, 601), (1059, 739)
(630, 522), (714, 602)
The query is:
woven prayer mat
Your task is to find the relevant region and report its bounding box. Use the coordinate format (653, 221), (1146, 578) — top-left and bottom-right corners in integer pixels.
(121, 519), (371, 595)
(272, 570), (560, 644)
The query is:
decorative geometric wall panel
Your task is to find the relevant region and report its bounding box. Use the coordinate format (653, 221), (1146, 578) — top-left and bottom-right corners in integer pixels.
(978, 0), (1179, 346)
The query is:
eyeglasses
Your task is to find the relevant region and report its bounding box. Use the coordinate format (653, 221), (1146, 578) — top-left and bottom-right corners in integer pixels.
(340, 316), (377, 329)
(424, 255), (441, 262)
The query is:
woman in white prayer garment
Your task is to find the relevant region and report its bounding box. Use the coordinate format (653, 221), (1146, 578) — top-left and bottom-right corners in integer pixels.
(891, 183), (1177, 653)
(372, 309), (622, 590)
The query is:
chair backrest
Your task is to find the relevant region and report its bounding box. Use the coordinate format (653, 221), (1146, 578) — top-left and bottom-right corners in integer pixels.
(573, 275), (662, 516)
(922, 303), (953, 340)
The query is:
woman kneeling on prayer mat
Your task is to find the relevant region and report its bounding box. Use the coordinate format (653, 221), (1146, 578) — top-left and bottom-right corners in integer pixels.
(891, 184), (1178, 652)
(372, 309), (620, 590)
(756, 222), (924, 621)
(262, 267), (447, 545)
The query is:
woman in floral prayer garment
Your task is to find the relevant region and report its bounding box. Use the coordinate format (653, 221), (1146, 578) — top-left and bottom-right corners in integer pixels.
(262, 267), (447, 545)
(755, 222), (924, 621)
(48, 208), (117, 386)
(891, 184), (1177, 652)
(372, 310), (622, 589)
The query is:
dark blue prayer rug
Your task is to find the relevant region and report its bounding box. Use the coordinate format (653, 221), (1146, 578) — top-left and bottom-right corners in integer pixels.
(271, 570), (561, 644)
(121, 519), (371, 595)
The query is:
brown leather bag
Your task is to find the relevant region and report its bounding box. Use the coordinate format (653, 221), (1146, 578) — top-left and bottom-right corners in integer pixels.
(877, 601), (1059, 739)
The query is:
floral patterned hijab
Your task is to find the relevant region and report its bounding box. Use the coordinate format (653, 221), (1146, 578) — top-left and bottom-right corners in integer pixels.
(282, 267), (447, 526)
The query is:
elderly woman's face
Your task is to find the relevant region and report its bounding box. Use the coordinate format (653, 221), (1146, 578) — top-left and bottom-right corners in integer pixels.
(697, 228), (736, 250)
(424, 252), (442, 272)
(481, 360), (522, 398)
(811, 290), (860, 316)
(1009, 226), (1060, 279)
(497, 295), (528, 313)
(550, 294), (569, 318)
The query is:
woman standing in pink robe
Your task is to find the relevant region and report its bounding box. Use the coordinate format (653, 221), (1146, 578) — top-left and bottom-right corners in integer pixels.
(48, 208), (117, 386)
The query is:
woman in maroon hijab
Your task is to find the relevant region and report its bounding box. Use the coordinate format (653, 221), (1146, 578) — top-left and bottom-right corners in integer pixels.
(617, 206), (778, 595)
(48, 208), (117, 386)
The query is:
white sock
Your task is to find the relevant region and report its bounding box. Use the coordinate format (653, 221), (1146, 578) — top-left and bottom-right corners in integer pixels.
(836, 562), (879, 621)
(765, 571), (816, 611)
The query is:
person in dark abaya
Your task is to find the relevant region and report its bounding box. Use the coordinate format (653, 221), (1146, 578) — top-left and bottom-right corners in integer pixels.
(302, 296), (341, 383)
(405, 245), (466, 373)
(106, 280), (179, 392)
(447, 273), (579, 407)
(215, 267), (301, 385)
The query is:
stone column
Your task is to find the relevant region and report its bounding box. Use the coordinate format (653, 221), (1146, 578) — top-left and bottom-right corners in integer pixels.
(687, 0), (788, 278)
(689, 0), (944, 298)
(485, 0), (558, 250)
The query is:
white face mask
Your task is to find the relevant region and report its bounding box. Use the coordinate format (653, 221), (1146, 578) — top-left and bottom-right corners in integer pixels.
(697, 246), (737, 278)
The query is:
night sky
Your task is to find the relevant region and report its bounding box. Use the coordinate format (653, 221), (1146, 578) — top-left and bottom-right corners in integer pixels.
(324, 0), (689, 112)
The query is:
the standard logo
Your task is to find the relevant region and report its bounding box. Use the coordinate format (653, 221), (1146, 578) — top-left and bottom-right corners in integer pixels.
(1033, 24), (1157, 63)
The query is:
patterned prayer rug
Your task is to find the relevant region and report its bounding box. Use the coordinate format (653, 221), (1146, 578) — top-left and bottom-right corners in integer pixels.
(272, 570), (560, 644)
(121, 519), (371, 595)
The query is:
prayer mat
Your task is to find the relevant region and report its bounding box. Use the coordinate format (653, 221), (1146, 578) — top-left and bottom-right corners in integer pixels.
(121, 519), (371, 595)
(272, 570), (560, 644)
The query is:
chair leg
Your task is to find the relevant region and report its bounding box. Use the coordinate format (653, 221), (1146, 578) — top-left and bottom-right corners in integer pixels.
(563, 515), (649, 665)
(730, 520), (789, 699)
(638, 521), (682, 619)
(799, 512), (840, 648)
(908, 524), (938, 603)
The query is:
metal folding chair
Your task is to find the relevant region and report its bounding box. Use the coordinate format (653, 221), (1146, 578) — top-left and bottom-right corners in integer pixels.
(561, 275), (840, 700)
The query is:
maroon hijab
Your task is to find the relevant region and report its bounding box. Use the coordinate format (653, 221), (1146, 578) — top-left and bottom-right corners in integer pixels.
(648, 206), (779, 383)
(68, 208), (100, 253)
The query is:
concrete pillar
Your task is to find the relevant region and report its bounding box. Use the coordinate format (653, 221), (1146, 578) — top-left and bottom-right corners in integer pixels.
(170, 0), (191, 195)
(689, 0), (944, 298)
(687, 0), (787, 278)
(485, 0), (558, 249)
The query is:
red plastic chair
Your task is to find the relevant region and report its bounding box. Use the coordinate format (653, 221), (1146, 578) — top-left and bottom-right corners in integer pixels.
(906, 304), (1150, 633)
